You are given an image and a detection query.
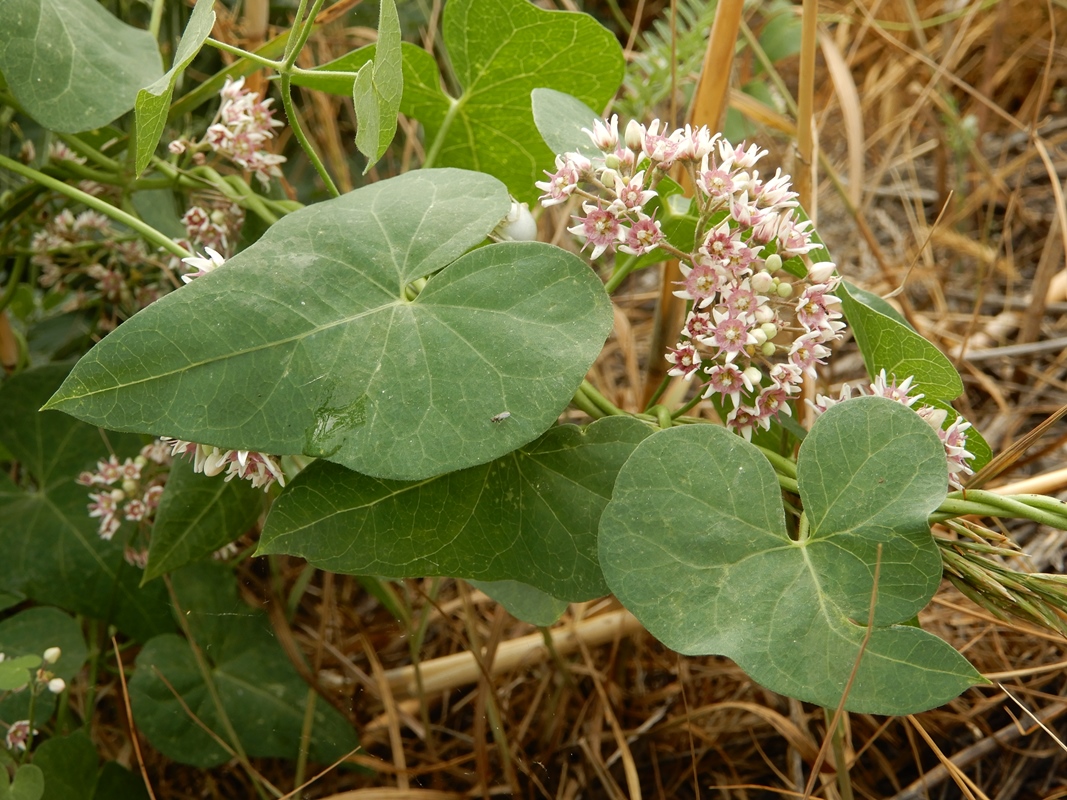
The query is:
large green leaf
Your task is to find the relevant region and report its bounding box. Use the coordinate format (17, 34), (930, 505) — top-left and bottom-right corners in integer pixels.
(0, 367), (172, 641)
(353, 0), (402, 172)
(840, 281), (964, 402)
(599, 398), (985, 714)
(128, 563), (358, 768)
(259, 417), (652, 600)
(134, 0), (216, 175)
(0, 0), (163, 133)
(32, 732), (97, 800)
(45, 169), (613, 481)
(294, 0), (624, 201)
(143, 458), (265, 583)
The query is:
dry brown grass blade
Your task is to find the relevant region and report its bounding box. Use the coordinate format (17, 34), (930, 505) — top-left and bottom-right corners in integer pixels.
(112, 636), (159, 800)
(890, 698), (1067, 800)
(360, 631), (411, 791)
(965, 402), (1067, 489)
(905, 715), (992, 800)
(817, 30), (864, 209)
(795, 0), (820, 212)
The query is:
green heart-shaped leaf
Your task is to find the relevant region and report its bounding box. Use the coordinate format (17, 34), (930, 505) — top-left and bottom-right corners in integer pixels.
(600, 397), (985, 714)
(128, 563), (358, 768)
(143, 458), (266, 583)
(259, 417), (652, 600)
(0, 0), (163, 133)
(295, 0), (624, 201)
(45, 169), (613, 481)
(0, 367), (173, 641)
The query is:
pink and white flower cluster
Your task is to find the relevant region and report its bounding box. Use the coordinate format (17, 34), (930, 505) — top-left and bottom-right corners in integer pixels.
(77, 443), (171, 564)
(538, 117), (841, 438)
(169, 76), (286, 188)
(161, 439), (285, 491)
(809, 370), (975, 488)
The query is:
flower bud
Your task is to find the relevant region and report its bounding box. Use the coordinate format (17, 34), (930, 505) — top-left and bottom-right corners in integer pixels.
(760, 322), (779, 340)
(764, 253), (783, 273)
(110, 488), (126, 502)
(742, 366), (763, 388)
(122, 479), (139, 496)
(751, 328), (768, 346)
(776, 282), (794, 299)
(598, 168), (620, 189)
(754, 305), (776, 325)
(495, 201), (538, 242)
(604, 153), (622, 171)
(760, 341), (777, 357)
(807, 261), (835, 284)
(47, 678), (66, 694)
(750, 271), (774, 293)
(42, 647), (61, 665)
(624, 119), (644, 152)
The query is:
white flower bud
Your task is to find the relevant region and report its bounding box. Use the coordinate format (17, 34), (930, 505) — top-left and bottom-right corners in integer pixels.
(750, 271), (774, 293)
(110, 488), (126, 502)
(624, 119), (644, 152)
(751, 328), (768, 346)
(604, 153), (622, 171)
(760, 322), (779, 340)
(760, 341), (777, 357)
(764, 253), (783, 273)
(122, 479), (139, 496)
(47, 678), (66, 694)
(495, 201), (538, 242)
(42, 647), (61, 665)
(754, 305), (776, 325)
(807, 261), (835, 283)
(776, 282), (794, 299)
(742, 366), (763, 388)
(598, 168), (620, 188)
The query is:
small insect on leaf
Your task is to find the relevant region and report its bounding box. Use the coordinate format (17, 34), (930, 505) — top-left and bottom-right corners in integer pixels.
(490, 411), (512, 423)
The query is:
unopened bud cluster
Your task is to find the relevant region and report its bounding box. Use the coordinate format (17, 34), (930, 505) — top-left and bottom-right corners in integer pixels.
(537, 116), (842, 438)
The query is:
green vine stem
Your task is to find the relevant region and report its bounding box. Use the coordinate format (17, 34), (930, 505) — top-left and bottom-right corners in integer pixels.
(934, 490), (1067, 529)
(278, 72), (340, 198)
(0, 154), (191, 259)
(423, 97), (465, 169)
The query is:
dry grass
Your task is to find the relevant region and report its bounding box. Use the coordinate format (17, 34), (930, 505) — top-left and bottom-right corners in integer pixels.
(114, 0), (1067, 796)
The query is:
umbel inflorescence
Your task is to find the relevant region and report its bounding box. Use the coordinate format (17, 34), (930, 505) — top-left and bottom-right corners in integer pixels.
(538, 116), (974, 485)
(537, 116), (841, 439)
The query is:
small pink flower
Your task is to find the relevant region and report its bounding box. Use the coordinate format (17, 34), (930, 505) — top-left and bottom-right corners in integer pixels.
(682, 311), (713, 340)
(702, 363), (747, 405)
(674, 261), (720, 307)
(5, 720), (35, 752)
(726, 404), (760, 440)
(536, 153), (589, 207)
(619, 215), (663, 256)
(666, 342), (702, 380)
(706, 310), (757, 362)
(568, 204), (622, 260)
(583, 115), (619, 152)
